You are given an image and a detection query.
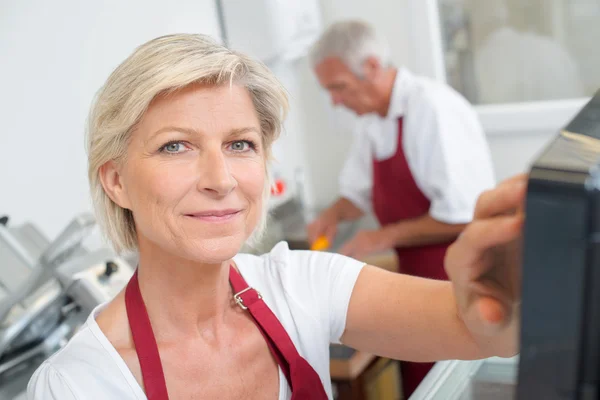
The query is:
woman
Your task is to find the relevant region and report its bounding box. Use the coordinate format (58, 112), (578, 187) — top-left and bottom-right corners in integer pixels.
(28, 34), (523, 399)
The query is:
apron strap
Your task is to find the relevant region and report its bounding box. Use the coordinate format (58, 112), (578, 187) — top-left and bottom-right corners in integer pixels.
(228, 266), (328, 399)
(125, 270), (170, 400)
(228, 266), (299, 387)
(125, 266), (329, 400)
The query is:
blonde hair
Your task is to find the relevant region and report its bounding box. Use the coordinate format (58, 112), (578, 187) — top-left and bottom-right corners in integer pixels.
(87, 34), (288, 252)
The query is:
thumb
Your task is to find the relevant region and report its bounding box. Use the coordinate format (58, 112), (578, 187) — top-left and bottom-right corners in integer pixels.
(469, 296), (510, 335)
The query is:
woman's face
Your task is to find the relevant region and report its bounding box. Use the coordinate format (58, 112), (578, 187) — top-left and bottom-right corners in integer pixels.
(102, 83), (266, 263)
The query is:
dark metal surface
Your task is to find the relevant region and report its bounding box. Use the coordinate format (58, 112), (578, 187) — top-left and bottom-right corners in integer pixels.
(517, 91), (600, 400)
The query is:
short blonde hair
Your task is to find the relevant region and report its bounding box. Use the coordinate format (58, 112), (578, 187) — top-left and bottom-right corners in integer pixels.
(87, 34), (289, 252)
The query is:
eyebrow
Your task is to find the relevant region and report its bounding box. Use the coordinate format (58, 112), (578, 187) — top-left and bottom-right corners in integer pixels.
(147, 126), (261, 143)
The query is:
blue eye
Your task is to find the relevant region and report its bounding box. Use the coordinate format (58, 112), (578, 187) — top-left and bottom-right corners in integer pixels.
(161, 142), (187, 153)
(231, 141), (248, 151)
(230, 140), (256, 152)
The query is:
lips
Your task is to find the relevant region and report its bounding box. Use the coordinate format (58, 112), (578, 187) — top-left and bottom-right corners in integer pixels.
(185, 209), (243, 221)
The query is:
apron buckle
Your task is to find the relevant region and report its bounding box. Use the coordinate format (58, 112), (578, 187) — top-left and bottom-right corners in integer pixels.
(233, 286), (262, 310)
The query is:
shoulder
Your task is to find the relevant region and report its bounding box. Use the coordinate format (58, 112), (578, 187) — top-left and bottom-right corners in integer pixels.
(407, 75), (473, 116)
(28, 314), (141, 399)
(235, 242), (365, 300)
(27, 324), (97, 399)
(235, 242), (366, 346)
(28, 360), (77, 400)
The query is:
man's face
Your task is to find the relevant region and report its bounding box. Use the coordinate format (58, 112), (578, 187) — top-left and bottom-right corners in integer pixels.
(314, 57), (375, 116)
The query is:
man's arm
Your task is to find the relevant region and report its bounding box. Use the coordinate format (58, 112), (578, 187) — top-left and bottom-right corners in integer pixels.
(329, 197), (365, 222)
(338, 213), (465, 258)
(382, 213), (465, 248)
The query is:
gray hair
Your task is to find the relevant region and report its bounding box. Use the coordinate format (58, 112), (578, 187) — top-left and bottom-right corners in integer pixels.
(309, 20), (392, 76)
(87, 33), (288, 253)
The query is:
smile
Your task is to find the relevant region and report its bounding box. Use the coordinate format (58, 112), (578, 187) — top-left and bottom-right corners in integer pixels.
(185, 209), (243, 222)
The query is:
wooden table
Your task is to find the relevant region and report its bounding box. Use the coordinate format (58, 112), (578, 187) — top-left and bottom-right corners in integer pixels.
(330, 345), (402, 400)
(329, 251), (401, 399)
(330, 345), (378, 399)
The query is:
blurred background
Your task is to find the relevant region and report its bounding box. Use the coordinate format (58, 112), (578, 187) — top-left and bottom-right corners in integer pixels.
(2, 0), (597, 243)
(0, 0), (597, 398)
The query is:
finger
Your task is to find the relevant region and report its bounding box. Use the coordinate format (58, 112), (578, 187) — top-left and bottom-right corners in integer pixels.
(459, 214), (523, 256)
(325, 225), (337, 244)
(460, 294), (511, 336)
(466, 279), (515, 310)
(474, 179), (528, 219)
(308, 221), (326, 244)
(446, 215), (523, 278)
(498, 173), (528, 188)
(476, 296), (508, 328)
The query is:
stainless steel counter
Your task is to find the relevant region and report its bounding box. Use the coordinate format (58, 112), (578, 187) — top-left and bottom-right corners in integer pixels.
(410, 356), (518, 400)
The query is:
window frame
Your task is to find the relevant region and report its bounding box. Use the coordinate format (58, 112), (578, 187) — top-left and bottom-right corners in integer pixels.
(408, 0), (591, 136)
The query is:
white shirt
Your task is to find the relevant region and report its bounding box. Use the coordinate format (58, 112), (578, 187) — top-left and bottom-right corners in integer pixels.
(474, 27), (585, 104)
(27, 242), (365, 400)
(339, 68), (496, 224)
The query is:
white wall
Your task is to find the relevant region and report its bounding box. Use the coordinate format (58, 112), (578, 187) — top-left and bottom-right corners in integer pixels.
(0, 1), (222, 239)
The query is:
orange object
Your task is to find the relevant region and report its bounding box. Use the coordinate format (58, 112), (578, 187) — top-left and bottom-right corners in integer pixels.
(271, 179), (286, 196)
(310, 236), (330, 251)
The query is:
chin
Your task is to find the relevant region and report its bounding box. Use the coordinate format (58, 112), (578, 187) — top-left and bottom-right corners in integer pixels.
(181, 234), (247, 264)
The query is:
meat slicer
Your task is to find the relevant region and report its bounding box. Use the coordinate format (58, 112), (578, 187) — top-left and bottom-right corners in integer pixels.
(0, 214), (133, 399)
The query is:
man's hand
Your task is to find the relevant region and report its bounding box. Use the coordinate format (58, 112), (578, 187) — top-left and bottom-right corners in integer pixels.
(307, 208), (339, 245)
(338, 229), (393, 259)
(307, 198), (365, 246)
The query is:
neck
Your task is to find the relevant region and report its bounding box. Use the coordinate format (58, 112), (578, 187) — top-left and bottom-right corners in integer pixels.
(374, 69), (398, 117)
(135, 239), (235, 342)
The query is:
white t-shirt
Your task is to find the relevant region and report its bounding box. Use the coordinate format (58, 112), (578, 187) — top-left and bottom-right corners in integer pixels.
(339, 68), (496, 224)
(27, 242), (365, 400)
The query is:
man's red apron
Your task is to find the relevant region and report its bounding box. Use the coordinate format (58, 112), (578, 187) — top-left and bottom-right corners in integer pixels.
(124, 266), (328, 400)
(372, 118), (451, 398)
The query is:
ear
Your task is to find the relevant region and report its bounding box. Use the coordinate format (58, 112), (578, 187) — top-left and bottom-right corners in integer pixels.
(99, 160), (132, 210)
(362, 56), (383, 81)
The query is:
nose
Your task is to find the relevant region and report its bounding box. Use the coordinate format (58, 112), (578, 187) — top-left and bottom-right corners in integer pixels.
(197, 148), (236, 197)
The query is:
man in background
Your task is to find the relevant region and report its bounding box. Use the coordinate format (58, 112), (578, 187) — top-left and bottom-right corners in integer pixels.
(307, 20), (496, 396)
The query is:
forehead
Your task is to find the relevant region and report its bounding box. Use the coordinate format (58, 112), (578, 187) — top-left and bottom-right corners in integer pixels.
(138, 83), (260, 133)
(315, 57), (355, 85)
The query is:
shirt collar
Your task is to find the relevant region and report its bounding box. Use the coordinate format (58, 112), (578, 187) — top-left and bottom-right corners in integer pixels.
(386, 67), (415, 119)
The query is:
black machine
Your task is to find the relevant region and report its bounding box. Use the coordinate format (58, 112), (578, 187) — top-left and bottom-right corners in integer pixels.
(518, 91), (600, 399)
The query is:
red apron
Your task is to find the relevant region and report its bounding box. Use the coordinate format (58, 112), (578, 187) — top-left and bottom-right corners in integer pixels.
(372, 118), (451, 398)
(124, 266), (328, 400)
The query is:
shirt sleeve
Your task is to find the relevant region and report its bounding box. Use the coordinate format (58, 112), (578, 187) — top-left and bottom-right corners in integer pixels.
(271, 243), (366, 344)
(28, 362), (79, 400)
(404, 90), (496, 224)
(338, 123), (374, 213)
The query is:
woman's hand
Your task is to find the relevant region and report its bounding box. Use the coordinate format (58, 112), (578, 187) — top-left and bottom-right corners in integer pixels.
(445, 174), (527, 357)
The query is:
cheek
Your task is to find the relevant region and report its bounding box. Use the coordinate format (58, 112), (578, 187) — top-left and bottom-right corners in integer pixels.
(125, 160), (196, 212)
(233, 159), (266, 201)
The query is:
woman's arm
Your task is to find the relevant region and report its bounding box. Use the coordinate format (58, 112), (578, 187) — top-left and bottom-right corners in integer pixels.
(340, 175), (525, 361)
(340, 267), (484, 361)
